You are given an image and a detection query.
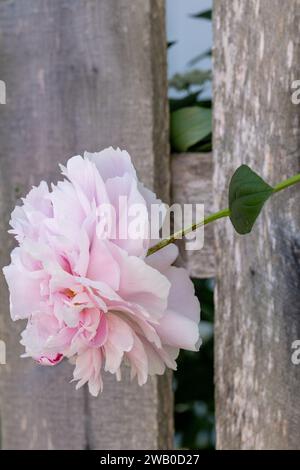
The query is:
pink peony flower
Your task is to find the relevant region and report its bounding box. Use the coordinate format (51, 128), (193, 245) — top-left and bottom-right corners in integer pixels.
(3, 147), (201, 396)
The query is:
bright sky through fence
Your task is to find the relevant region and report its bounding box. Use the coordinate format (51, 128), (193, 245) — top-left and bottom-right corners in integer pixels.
(166, 0), (212, 99)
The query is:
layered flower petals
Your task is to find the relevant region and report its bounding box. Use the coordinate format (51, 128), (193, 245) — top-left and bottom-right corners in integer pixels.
(3, 248), (46, 320)
(3, 147), (201, 396)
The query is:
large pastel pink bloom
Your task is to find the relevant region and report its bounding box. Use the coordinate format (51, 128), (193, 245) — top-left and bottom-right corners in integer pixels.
(3, 148), (200, 396)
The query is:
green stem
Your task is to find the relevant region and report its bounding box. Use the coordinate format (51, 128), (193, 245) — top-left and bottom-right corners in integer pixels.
(147, 208), (230, 256)
(273, 173), (300, 193)
(147, 171), (300, 257)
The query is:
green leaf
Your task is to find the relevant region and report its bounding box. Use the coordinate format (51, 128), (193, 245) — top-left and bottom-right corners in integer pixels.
(190, 9), (212, 20)
(169, 69), (211, 92)
(167, 40), (177, 49)
(189, 134), (212, 153)
(196, 141), (212, 152)
(170, 107), (212, 152)
(169, 95), (212, 113)
(197, 99), (212, 109)
(229, 165), (274, 234)
(189, 49), (212, 66)
(169, 91), (202, 112)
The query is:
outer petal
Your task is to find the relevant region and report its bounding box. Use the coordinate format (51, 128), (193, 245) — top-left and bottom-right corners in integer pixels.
(73, 348), (103, 396)
(111, 244), (170, 320)
(60, 154), (109, 207)
(104, 313), (134, 374)
(146, 243), (179, 273)
(142, 342), (178, 375)
(126, 333), (148, 386)
(142, 342), (166, 376)
(138, 182), (167, 248)
(154, 266), (200, 351)
(105, 173), (149, 257)
(3, 248), (46, 320)
(20, 311), (64, 360)
(166, 266), (200, 322)
(85, 147), (136, 182)
(9, 181), (52, 242)
(86, 238), (120, 291)
(156, 309), (200, 352)
(50, 179), (87, 228)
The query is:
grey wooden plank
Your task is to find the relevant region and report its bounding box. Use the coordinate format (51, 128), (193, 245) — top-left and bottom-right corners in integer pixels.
(214, 0), (300, 449)
(171, 153), (215, 279)
(0, 0), (172, 449)
(85, 0), (173, 450)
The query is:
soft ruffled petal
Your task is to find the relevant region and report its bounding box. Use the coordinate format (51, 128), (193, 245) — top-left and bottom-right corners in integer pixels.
(87, 238), (120, 291)
(60, 154), (110, 207)
(105, 173), (149, 257)
(104, 313), (134, 374)
(85, 147), (136, 182)
(3, 249), (46, 320)
(146, 243), (179, 273)
(20, 311), (64, 360)
(9, 181), (52, 242)
(156, 309), (200, 352)
(166, 266), (200, 322)
(126, 333), (148, 386)
(73, 348), (103, 396)
(111, 244), (170, 320)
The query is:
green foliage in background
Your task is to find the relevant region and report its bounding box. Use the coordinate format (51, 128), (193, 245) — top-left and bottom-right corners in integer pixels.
(174, 279), (215, 450)
(169, 9), (212, 153)
(170, 107), (212, 152)
(190, 9), (212, 20)
(169, 70), (211, 92)
(171, 7), (215, 450)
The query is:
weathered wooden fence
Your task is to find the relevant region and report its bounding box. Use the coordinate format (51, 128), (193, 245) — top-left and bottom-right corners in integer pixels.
(0, 0), (299, 451)
(214, 0), (300, 450)
(0, 0), (173, 450)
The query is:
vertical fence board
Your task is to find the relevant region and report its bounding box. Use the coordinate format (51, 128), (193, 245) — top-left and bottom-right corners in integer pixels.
(214, 0), (300, 449)
(171, 153), (215, 278)
(0, 0), (171, 449)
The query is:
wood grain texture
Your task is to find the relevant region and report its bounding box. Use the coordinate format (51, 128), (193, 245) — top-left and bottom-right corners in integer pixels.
(0, 0), (172, 449)
(214, 0), (300, 449)
(171, 153), (215, 278)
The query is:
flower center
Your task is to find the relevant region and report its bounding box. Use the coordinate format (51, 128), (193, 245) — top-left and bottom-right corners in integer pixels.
(64, 288), (76, 299)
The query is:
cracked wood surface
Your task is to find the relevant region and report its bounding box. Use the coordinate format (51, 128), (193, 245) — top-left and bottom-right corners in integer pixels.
(214, 0), (300, 449)
(0, 0), (172, 450)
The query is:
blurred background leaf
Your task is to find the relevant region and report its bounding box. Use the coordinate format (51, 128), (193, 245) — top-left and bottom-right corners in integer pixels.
(169, 91), (202, 112)
(190, 9), (212, 20)
(169, 69), (211, 92)
(170, 107), (212, 152)
(168, 3), (215, 450)
(169, 6), (212, 154)
(188, 48), (212, 67)
(174, 279), (215, 450)
(167, 40), (177, 49)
